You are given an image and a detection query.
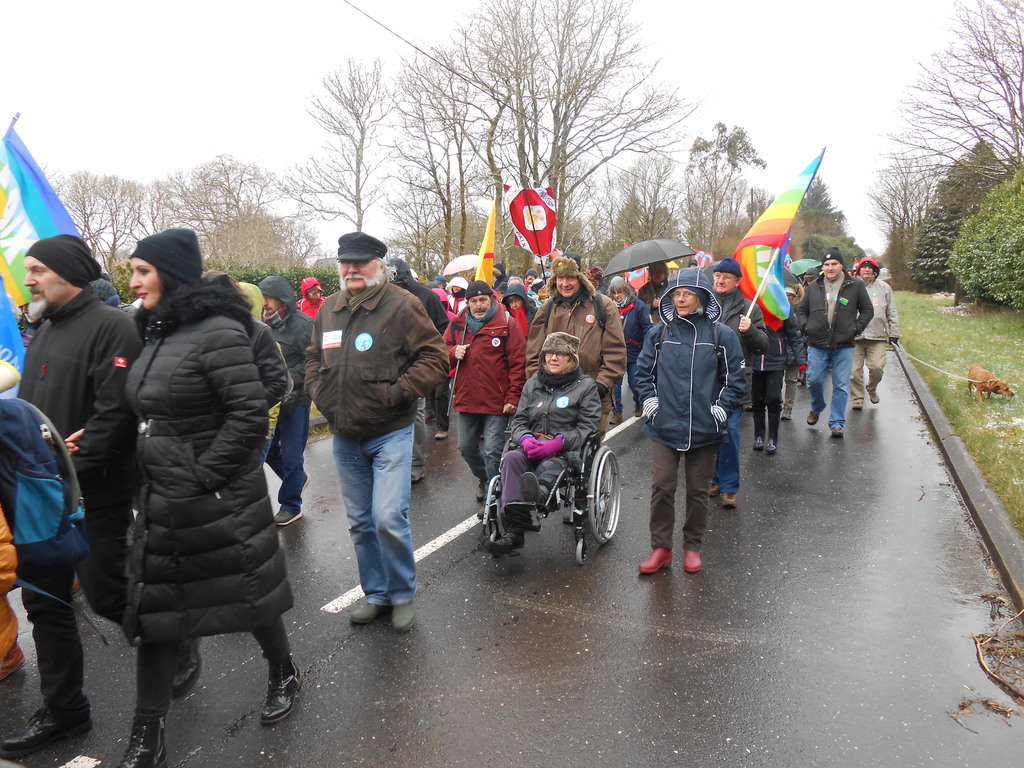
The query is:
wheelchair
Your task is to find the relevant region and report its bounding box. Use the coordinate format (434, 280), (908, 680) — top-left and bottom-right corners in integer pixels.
(481, 431), (620, 565)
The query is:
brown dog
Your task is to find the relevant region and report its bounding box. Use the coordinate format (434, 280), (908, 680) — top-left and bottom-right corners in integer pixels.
(967, 364), (1015, 404)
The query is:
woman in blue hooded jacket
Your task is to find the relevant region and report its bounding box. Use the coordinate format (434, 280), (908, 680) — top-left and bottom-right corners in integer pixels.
(633, 267), (745, 575)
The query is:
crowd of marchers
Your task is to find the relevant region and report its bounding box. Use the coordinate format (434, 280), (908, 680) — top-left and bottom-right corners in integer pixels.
(0, 231), (898, 767)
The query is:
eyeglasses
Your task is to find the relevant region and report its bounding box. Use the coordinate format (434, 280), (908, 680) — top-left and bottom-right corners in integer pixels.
(673, 289), (698, 299)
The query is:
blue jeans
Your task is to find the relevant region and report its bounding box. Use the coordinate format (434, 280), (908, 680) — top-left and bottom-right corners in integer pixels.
(332, 425), (416, 606)
(807, 346), (855, 428)
(712, 405), (743, 493)
(457, 412), (508, 483)
(266, 404), (310, 512)
(613, 362), (639, 413)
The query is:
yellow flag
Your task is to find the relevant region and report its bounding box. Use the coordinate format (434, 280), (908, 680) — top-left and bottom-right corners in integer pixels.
(474, 200), (497, 285)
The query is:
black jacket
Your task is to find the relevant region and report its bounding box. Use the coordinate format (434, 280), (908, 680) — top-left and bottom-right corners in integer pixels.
(123, 283), (292, 644)
(750, 313), (807, 372)
(20, 287), (142, 507)
(389, 259), (449, 334)
(258, 276), (313, 407)
(715, 288), (769, 362)
(796, 273), (874, 349)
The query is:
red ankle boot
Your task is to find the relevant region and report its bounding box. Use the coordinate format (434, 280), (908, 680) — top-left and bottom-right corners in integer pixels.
(683, 550), (702, 573)
(638, 548), (672, 574)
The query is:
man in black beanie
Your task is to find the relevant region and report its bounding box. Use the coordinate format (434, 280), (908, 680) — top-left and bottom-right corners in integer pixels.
(2, 236), (142, 759)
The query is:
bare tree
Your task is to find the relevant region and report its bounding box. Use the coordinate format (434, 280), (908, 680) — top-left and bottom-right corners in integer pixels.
(390, 53), (485, 260)
(683, 123), (766, 253)
(55, 171), (145, 271)
(442, 0), (693, 254)
(288, 59), (389, 229)
(899, 0), (1024, 172)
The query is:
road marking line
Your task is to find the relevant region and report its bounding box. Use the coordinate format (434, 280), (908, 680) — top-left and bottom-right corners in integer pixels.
(319, 416), (637, 614)
(59, 757), (100, 768)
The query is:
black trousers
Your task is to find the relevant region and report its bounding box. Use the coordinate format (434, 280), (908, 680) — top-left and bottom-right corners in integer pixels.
(20, 498), (132, 715)
(135, 619), (291, 718)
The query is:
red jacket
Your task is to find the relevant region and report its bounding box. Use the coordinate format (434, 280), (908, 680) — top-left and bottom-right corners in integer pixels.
(444, 303), (527, 415)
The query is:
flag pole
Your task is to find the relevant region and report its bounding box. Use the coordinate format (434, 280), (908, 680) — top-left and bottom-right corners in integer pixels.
(745, 247), (781, 318)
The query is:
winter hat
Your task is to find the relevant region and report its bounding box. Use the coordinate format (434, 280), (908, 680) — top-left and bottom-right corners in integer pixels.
(26, 235), (101, 287)
(713, 257), (742, 278)
(858, 256), (880, 274)
(821, 246), (845, 267)
(587, 265), (604, 288)
(541, 331), (580, 367)
(449, 276), (469, 294)
(337, 231), (387, 262)
(89, 277), (118, 302)
(301, 276), (323, 297)
(546, 255), (594, 299)
(131, 228), (203, 285)
(465, 280), (494, 300)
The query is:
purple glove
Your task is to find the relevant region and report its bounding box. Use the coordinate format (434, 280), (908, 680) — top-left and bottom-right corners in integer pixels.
(525, 434), (564, 461)
(520, 435), (541, 455)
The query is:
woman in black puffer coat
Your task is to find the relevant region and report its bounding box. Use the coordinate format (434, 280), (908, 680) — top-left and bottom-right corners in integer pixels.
(118, 229), (298, 768)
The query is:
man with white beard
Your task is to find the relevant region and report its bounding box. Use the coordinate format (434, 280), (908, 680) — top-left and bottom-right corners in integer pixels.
(305, 232), (447, 633)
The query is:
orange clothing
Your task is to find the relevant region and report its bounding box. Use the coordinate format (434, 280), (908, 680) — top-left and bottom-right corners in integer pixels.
(0, 506), (17, 658)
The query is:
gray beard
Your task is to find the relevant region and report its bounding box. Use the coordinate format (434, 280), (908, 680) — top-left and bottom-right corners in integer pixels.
(26, 297), (48, 321)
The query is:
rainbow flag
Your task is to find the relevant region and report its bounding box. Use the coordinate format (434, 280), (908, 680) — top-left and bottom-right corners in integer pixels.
(1, 115), (80, 306)
(474, 200), (497, 286)
(735, 149), (824, 330)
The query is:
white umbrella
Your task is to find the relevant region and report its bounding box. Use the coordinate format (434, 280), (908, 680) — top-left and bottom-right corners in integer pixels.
(443, 253), (479, 276)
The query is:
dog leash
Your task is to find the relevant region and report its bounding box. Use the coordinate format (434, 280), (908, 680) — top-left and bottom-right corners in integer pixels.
(898, 348), (983, 383)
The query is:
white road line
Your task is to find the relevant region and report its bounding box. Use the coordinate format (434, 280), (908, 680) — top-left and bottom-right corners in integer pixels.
(59, 757), (101, 768)
(319, 415), (638, 614)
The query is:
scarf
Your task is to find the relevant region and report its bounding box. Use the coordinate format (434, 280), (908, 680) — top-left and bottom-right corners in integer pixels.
(346, 277), (388, 312)
(617, 297), (635, 316)
(508, 305), (529, 338)
(466, 300), (498, 334)
(538, 365), (580, 390)
(552, 288), (587, 305)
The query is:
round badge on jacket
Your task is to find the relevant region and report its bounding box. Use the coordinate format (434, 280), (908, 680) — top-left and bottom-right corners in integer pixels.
(491, 337), (501, 347)
(354, 333), (373, 351)
(556, 396), (570, 408)
(585, 314), (596, 324)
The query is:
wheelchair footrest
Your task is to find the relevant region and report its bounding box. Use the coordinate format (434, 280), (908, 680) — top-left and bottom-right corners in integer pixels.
(503, 502), (543, 532)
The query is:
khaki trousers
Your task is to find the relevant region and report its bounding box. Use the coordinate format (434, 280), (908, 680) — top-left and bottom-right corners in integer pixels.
(850, 340), (888, 404)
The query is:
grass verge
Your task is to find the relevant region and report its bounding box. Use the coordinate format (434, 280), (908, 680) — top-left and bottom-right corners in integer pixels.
(896, 292), (1023, 537)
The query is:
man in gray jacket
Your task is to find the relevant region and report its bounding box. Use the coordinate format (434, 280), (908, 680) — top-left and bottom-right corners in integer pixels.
(258, 276), (314, 526)
(850, 257), (900, 410)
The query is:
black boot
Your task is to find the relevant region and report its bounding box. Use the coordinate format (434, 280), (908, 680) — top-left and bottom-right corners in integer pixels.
(766, 411), (780, 454)
(483, 527), (525, 555)
(261, 658), (302, 726)
(171, 638), (202, 699)
(117, 716), (166, 768)
(752, 410), (765, 450)
(1, 707), (92, 759)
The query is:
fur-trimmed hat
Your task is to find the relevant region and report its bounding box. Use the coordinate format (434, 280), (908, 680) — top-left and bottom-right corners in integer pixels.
(545, 255), (595, 300)
(540, 331), (580, 367)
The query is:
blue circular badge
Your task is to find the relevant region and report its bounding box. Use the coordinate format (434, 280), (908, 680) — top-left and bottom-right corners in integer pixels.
(354, 333), (373, 351)
(556, 396), (570, 408)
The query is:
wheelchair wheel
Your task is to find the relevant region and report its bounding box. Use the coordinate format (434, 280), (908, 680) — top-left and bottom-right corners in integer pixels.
(482, 475), (505, 540)
(587, 445), (620, 545)
(575, 537), (587, 565)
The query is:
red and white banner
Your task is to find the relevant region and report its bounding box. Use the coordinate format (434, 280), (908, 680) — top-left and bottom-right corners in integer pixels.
(503, 185), (557, 257)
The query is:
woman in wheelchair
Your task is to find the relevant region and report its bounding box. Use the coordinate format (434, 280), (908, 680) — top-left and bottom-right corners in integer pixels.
(485, 332), (602, 554)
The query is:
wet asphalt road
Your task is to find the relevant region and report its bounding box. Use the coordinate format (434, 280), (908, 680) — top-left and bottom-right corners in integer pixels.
(2, 353), (1021, 767)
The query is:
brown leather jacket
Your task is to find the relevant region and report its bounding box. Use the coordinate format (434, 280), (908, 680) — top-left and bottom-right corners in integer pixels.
(305, 284), (448, 439)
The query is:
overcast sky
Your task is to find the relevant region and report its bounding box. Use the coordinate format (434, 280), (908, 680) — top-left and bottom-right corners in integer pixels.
(4, 0), (961, 256)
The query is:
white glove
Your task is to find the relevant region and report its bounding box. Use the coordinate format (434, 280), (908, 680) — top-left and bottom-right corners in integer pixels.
(710, 404), (727, 426)
(642, 397), (659, 421)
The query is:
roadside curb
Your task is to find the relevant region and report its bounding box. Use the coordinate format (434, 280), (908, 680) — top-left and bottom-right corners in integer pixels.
(896, 347), (1024, 610)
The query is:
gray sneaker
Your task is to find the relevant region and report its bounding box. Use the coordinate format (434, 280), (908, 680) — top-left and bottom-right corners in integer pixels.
(392, 601), (415, 632)
(349, 601), (386, 625)
(274, 508), (303, 526)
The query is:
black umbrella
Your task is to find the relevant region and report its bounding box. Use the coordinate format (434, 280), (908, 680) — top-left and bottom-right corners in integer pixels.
(604, 239), (697, 276)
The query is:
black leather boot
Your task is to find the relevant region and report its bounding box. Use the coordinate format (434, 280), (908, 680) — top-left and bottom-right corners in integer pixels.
(261, 658), (302, 726)
(1, 706), (92, 759)
(482, 527), (525, 555)
(766, 411), (780, 454)
(171, 638), (202, 698)
(117, 716), (166, 768)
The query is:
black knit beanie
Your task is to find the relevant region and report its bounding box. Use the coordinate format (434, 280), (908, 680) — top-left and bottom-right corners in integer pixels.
(465, 280), (494, 300)
(130, 229), (203, 285)
(26, 235), (101, 287)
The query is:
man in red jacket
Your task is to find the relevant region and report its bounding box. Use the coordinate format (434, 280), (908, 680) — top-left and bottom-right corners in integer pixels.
(445, 281), (527, 501)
